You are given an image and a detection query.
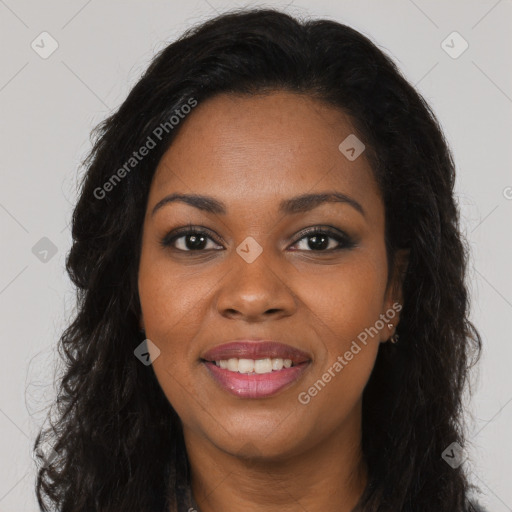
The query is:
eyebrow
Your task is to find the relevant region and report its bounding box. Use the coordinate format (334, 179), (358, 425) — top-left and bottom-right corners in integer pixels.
(151, 191), (365, 218)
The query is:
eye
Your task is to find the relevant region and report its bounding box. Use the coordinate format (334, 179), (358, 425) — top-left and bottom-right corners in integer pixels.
(160, 226), (223, 252)
(160, 225), (355, 253)
(289, 226), (355, 252)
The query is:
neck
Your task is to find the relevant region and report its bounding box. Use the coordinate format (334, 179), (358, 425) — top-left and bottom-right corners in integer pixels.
(183, 410), (368, 512)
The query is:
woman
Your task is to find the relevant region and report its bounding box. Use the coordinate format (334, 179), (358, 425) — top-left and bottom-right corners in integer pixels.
(34, 8), (486, 512)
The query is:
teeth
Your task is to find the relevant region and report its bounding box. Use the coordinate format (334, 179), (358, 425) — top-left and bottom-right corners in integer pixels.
(238, 358), (254, 373)
(271, 358), (284, 370)
(213, 357), (295, 374)
(227, 358), (238, 371)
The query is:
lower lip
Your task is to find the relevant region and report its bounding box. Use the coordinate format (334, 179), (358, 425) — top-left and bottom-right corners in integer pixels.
(202, 361), (310, 399)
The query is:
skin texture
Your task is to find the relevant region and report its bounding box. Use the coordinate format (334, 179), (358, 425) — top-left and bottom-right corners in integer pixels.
(137, 91), (406, 512)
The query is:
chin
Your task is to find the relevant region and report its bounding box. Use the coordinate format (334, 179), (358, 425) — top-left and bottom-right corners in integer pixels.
(206, 419), (310, 462)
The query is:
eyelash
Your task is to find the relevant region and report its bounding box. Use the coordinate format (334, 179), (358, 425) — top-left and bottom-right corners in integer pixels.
(160, 224), (355, 253)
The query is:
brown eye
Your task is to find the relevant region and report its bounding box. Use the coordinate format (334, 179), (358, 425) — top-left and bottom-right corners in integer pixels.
(161, 227), (223, 251)
(290, 227), (355, 252)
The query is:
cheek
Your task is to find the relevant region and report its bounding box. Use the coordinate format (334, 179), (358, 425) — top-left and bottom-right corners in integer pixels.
(137, 248), (213, 394)
(299, 254), (387, 347)
(294, 254), (386, 414)
(138, 250), (207, 335)
(138, 256), (207, 420)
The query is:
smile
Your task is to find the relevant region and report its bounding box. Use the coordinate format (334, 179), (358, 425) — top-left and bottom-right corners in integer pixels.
(202, 359), (310, 398)
(213, 357), (296, 373)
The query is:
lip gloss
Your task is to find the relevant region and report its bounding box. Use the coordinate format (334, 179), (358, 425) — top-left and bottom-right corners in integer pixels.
(203, 361), (310, 398)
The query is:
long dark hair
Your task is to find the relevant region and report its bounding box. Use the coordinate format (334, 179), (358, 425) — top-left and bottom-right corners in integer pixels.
(34, 8), (482, 511)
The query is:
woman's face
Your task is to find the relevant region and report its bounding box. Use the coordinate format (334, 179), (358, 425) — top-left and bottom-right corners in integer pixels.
(138, 91), (404, 459)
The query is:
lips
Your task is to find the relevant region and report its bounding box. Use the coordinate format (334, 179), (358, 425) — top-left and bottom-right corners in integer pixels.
(201, 340), (311, 365)
(203, 360), (310, 398)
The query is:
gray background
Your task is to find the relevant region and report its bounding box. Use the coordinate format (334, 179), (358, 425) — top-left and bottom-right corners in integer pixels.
(1, 0), (511, 510)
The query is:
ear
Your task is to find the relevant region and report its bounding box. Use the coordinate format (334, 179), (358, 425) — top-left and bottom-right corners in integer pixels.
(381, 248), (409, 341)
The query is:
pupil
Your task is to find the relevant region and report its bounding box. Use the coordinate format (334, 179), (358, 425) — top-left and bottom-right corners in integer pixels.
(309, 234), (328, 250)
(187, 234), (206, 250)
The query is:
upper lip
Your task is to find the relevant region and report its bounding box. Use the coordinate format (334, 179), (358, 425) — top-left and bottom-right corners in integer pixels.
(201, 339), (312, 364)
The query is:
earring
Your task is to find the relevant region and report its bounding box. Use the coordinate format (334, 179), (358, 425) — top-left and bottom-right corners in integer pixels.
(387, 323), (399, 344)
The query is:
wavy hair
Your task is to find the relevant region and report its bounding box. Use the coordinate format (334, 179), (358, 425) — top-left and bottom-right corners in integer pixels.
(34, 8), (482, 512)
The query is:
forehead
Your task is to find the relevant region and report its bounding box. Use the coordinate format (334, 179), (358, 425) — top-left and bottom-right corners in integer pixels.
(150, 91), (382, 217)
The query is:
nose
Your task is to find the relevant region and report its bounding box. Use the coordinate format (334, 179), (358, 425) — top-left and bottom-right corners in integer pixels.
(215, 249), (297, 322)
